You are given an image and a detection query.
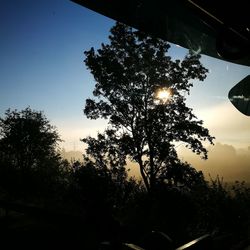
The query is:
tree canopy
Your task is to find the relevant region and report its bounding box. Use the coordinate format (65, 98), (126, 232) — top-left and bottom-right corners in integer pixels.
(0, 107), (64, 197)
(0, 107), (60, 169)
(83, 22), (214, 192)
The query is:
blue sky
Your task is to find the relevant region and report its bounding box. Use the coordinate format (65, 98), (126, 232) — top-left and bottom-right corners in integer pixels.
(0, 0), (114, 149)
(1, 0), (250, 152)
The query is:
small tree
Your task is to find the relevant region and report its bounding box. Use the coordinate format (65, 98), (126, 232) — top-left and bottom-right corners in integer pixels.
(0, 107), (62, 197)
(83, 22), (214, 192)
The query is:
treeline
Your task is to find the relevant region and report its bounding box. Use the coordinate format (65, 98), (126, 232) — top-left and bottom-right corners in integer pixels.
(0, 108), (250, 249)
(1, 153), (250, 248)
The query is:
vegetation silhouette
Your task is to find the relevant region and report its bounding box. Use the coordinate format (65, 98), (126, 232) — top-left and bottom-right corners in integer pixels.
(0, 107), (68, 201)
(0, 23), (250, 249)
(81, 22), (250, 248)
(83, 22), (214, 192)
(0, 107), (140, 248)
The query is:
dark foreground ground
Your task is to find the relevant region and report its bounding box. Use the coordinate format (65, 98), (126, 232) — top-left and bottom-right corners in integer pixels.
(1, 202), (250, 250)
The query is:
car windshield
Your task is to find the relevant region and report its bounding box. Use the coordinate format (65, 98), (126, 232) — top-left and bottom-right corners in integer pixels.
(1, 1), (250, 249)
(1, 1), (249, 181)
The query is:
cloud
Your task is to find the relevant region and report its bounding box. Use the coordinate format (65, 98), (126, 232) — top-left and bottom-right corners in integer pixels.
(183, 92), (250, 177)
(193, 101), (250, 148)
(212, 96), (227, 100)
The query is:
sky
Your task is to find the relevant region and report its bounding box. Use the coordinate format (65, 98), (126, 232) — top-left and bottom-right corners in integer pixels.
(1, 0), (250, 181)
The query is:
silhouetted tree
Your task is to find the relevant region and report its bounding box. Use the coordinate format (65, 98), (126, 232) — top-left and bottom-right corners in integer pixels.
(162, 162), (207, 189)
(82, 131), (128, 186)
(83, 22), (214, 192)
(0, 107), (63, 197)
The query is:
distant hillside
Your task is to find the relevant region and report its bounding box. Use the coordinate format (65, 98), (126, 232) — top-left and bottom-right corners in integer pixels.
(60, 149), (83, 162)
(59, 143), (250, 184)
(178, 142), (250, 183)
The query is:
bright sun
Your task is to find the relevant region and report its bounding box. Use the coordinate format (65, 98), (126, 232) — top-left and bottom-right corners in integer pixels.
(156, 87), (171, 103)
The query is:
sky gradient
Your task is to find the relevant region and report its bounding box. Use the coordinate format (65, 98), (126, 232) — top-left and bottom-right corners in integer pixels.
(1, 0), (250, 180)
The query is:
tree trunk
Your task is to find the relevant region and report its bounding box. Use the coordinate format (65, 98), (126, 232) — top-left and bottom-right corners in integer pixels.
(137, 157), (150, 192)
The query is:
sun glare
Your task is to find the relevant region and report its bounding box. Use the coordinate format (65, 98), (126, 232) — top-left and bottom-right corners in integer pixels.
(156, 87), (172, 103)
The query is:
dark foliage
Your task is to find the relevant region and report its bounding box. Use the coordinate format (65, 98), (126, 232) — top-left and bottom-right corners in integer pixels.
(0, 107), (249, 248)
(0, 21), (249, 249)
(83, 22), (214, 192)
(0, 107), (69, 200)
